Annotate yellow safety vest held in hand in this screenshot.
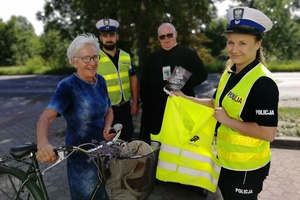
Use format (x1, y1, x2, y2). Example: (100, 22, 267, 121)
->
(215, 63, 275, 171)
(151, 97, 220, 192)
(98, 49, 131, 105)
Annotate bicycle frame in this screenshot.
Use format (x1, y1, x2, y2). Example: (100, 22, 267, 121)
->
(0, 143, 50, 200)
(0, 124, 161, 200)
(0, 123, 124, 200)
(4, 143, 105, 200)
(26, 151, 49, 200)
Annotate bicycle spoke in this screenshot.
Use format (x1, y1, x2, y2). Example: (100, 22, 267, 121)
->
(0, 173, 34, 200)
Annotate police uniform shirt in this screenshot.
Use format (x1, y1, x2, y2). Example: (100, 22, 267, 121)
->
(214, 59, 279, 127)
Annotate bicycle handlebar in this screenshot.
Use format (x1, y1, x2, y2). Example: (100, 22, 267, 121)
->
(42, 124, 123, 175)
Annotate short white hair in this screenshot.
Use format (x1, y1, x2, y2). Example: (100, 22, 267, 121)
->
(67, 33, 100, 64)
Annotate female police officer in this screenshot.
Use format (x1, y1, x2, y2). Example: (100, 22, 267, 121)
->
(171, 7, 279, 200)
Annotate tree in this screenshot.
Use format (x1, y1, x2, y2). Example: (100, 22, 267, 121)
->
(0, 16, 38, 66)
(39, 30, 70, 69)
(37, 0, 216, 69)
(203, 18, 228, 59)
(229, 0, 300, 60)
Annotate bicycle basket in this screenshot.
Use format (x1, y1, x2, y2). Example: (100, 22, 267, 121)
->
(105, 140, 161, 200)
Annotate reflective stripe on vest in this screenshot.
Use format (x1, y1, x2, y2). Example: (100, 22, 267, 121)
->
(215, 63, 274, 170)
(151, 97, 220, 192)
(97, 49, 131, 105)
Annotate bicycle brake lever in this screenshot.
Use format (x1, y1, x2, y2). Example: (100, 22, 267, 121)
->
(111, 130, 121, 143)
(42, 150, 66, 175)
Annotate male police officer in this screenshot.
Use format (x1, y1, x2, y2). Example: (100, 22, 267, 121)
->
(96, 19, 139, 141)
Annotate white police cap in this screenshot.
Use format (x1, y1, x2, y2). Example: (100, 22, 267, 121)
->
(95, 19, 119, 33)
(226, 7, 273, 34)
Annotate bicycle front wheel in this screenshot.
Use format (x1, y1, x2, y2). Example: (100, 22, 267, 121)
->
(0, 165, 43, 200)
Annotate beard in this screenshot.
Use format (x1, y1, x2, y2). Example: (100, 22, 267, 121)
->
(102, 42, 116, 51)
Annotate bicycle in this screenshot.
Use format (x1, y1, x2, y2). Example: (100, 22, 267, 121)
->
(0, 124, 161, 200)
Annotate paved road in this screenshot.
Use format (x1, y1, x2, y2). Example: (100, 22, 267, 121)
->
(194, 72, 300, 107)
(0, 73, 300, 199)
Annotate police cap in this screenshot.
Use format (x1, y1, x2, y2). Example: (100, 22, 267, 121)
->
(225, 7, 273, 35)
(95, 19, 119, 33)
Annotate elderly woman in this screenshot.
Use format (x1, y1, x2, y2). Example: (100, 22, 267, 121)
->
(36, 33, 114, 199)
(171, 7, 279, 200)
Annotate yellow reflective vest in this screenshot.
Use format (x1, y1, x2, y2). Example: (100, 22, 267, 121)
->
(215, 63, 274, 171)
(97, 49, 131, 105)
(151, 96, 220, 192)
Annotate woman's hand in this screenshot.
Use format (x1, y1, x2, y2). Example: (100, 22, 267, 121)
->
(170, 90, 186, 98)
(213, 107, 231, 125)
(36, 143, 57, 163)
(103, 126, 116, 141)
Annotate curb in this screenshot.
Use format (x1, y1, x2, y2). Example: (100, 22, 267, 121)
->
(271, 136, 300, 149)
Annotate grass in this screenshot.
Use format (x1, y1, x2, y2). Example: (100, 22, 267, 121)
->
(204, 60, 300, 73)
(1, 59, 300, 75)
(268, 60, 300, 72)
(277, 107, 300, 137)
(0, 65, 75, 75)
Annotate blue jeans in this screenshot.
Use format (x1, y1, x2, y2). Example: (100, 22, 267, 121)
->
(67, 155, 105, 200)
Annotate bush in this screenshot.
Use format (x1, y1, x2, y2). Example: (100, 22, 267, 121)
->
(204, 59, 226, 73)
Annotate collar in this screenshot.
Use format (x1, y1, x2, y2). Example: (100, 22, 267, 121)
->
(230, 59, 260, 77)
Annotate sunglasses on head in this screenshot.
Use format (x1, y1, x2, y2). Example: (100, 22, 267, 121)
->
(158, 33, 174, 40)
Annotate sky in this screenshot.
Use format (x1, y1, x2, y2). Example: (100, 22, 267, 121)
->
(0, 0, 233, 36)
(0, 0, 45, 35)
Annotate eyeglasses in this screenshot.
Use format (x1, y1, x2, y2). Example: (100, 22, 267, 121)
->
(158, 33, 174, 40)
(74, 55, 100, 63)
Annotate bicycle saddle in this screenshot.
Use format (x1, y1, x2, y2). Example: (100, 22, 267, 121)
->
(10, 143, 37, 159)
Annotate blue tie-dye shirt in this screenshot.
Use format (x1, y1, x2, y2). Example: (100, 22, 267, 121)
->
(46, 73, 111, 146)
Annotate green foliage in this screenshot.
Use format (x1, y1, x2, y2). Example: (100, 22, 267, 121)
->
(203, 59, 300, 73)
(233, 0, 300, 60)
(24, 56, 48, 74)
(37, 0, 216, 69)
(0, 16, 38, 66)
(267, 60, 300, 72)
(203, 18, 228, 58)
(205, 59, 227, 73)
(1, 0, 300, 73)
(39, 30, 71, 69)
(0, 59, 299, 75)
(278, 107, 300, 137)
(0, 61, 75, 75)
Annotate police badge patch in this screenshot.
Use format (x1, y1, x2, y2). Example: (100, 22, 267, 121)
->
(103, 19, 110, 27)
(233, 8, 244, 25)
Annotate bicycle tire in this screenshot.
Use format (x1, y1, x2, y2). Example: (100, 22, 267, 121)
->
(0, 165, 44, 200)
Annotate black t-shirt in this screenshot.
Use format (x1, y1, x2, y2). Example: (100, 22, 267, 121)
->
(140, 45, 207, 135)
(101, 48, 136, 76)
(214, 59, 279, 127)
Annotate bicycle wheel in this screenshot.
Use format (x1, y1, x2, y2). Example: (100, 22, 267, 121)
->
(0, 165, 44, 200)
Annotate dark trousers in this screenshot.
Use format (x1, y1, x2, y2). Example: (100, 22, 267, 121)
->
(218, 162, 270, 200)
(112, 101, 134, 141)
